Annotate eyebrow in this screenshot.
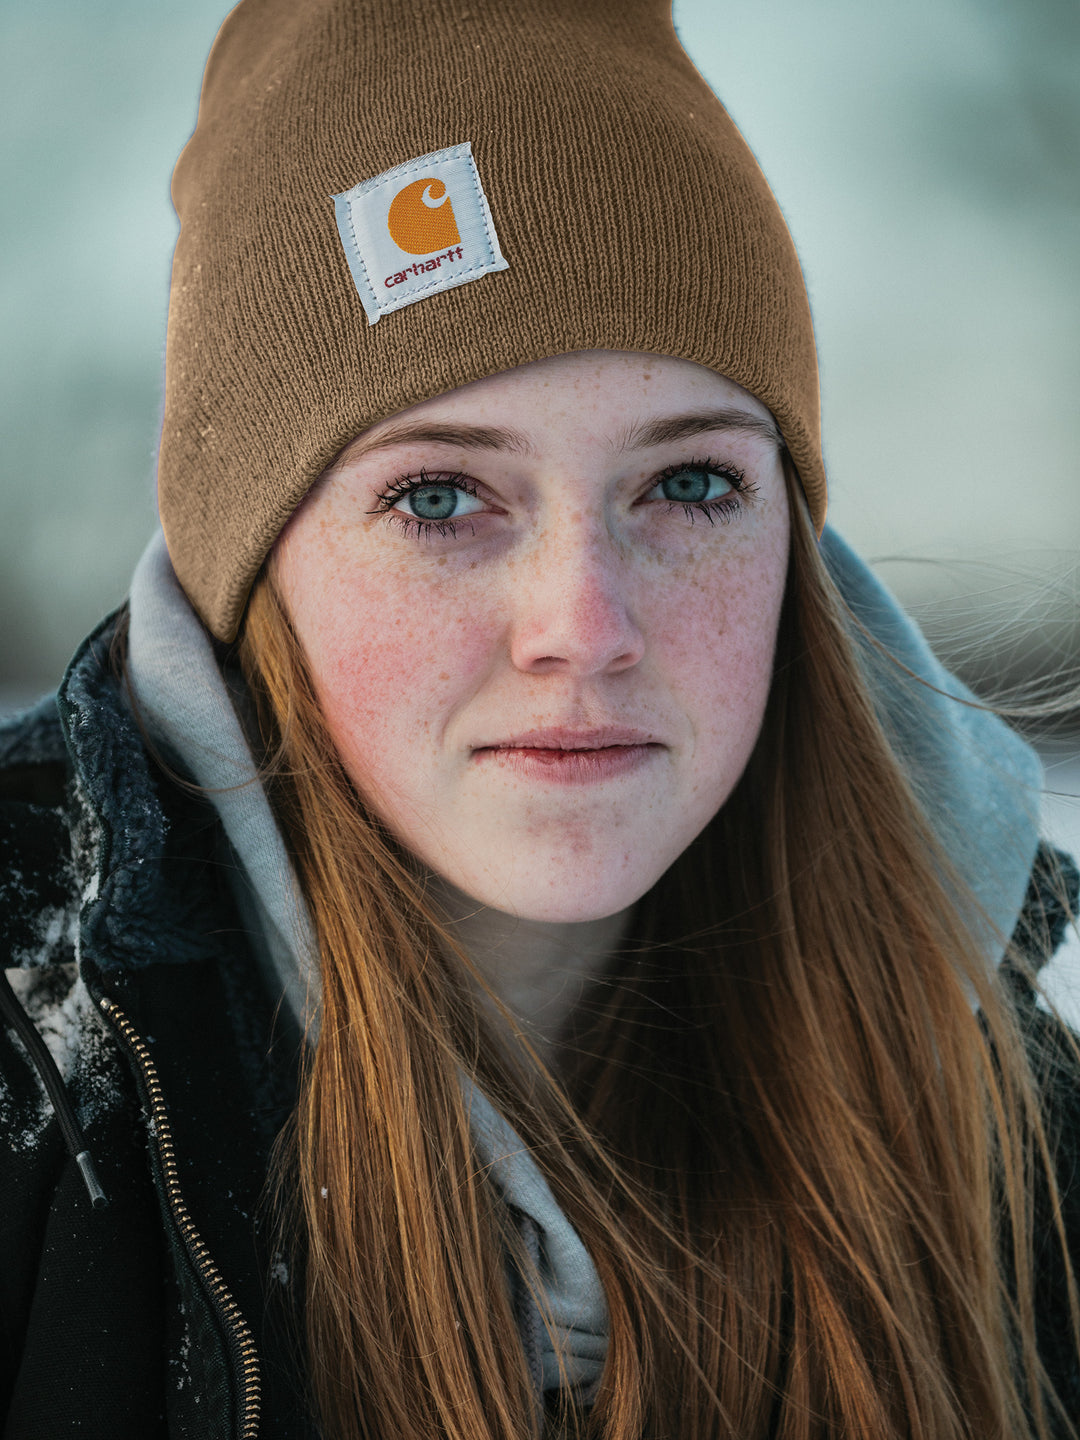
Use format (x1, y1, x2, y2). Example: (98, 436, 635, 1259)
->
(615, 408, 783, 452)
(334, 406, 782, 467)
(334, 422, 532, 466)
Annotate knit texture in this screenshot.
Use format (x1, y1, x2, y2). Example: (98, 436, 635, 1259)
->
(161, 0, 825, 640)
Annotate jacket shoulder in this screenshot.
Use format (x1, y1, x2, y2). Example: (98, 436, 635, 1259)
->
(0, 693, 69, 806)
(1008, 841, 1079, 981)
(0, 693, 80, 976)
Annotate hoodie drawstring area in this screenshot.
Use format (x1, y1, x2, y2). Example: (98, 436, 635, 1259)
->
(0, 967, 108, 1208)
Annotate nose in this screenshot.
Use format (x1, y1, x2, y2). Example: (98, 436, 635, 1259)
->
(508, 521, 646, 676)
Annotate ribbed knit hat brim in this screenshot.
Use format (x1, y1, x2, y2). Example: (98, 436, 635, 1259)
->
(160, 0, 824, 640)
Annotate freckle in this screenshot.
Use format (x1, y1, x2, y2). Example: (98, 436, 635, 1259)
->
(437, 555, 448, 566)
(438, 672, 449, 681)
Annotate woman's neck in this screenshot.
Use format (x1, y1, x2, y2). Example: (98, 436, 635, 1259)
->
(432, 885, 632, 1062)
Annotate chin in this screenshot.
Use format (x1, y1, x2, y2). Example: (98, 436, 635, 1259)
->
(451, 857, 665, 925)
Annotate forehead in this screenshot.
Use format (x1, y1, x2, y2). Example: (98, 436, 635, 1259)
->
(334, 350, 780, 468)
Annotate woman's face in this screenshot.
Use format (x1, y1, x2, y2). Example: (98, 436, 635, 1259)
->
(275, 351, 790, 923)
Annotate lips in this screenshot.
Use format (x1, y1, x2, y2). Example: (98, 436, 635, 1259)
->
(470, 726, 664, 785)
(473, 725, 662, 752)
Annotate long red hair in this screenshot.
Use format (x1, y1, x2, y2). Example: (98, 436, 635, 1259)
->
(238, 467, 1080, 1439)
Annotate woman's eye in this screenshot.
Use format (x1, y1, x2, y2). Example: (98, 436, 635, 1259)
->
(391, 482, 484, 522)
(648, 465, 735, 506)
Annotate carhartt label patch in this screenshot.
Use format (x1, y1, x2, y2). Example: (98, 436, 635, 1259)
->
(333, 142, 508, 324)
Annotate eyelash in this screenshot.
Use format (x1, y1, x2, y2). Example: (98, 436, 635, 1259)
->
(369, 468, 480, 540)
(370, 458, 756, 541)
(653, 457, 756, 526)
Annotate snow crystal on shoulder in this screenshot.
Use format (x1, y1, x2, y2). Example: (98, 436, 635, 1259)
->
(9, 897, 80, 969)
(2, 962, 124, 1149)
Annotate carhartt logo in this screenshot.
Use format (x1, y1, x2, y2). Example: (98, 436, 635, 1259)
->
(387, 178, 461, 254)
(333, 142, 508, 324)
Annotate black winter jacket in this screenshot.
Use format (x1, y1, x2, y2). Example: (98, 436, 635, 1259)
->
(1, 613, 1079, 1439)
(1, 617, 311, 1438)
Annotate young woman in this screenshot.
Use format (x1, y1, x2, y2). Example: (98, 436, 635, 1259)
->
(1, 1, 1077, 1438)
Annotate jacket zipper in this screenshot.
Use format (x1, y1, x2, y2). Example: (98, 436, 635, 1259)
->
(97, 994, 262, 1439)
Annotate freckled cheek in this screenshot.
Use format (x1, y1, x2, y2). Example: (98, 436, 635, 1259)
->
(649, 557, 785, 737)
(302, 578, 501, 769)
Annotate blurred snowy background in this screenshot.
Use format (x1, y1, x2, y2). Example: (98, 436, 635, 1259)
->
(1, 0, 1077, 999)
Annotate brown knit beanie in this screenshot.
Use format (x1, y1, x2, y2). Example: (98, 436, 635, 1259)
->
(160, 0, 825, 641)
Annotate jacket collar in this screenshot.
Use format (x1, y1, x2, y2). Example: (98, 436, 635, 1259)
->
(0, 614, 242, 976)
